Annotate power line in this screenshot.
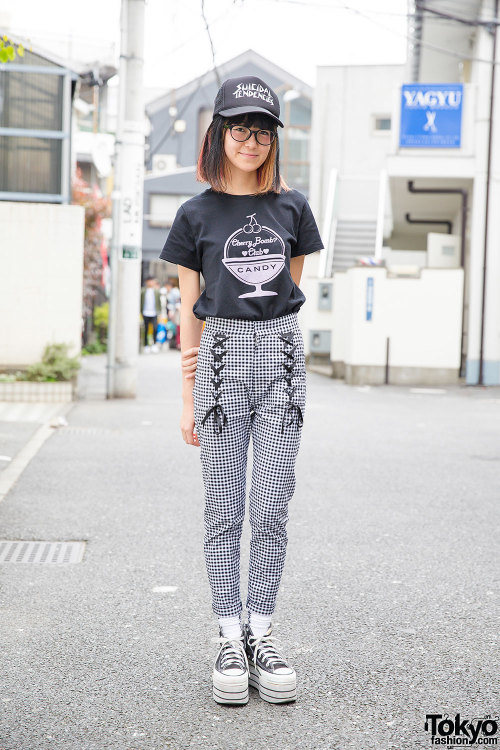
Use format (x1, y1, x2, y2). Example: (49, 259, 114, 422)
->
(155, 3, 236, 61)
(418, 3, 499, 28)
(149, 69, 211, 159)
(200, 0, 221, 87)
(261, 0, 411, 15)
(267, 0, 500, 67)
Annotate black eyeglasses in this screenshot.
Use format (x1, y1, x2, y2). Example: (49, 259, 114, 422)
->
(224, 124, 276, 146)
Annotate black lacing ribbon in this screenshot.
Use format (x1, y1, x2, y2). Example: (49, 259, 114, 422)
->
(201, 331, 229, 434)
(278, 331, 304, 433)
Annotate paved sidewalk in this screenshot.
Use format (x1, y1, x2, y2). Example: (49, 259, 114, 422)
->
(0, 403, 70, 476)
(0, 351, 498, 750)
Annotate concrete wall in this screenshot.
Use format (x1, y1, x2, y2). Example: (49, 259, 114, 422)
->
(0, 202, 85, 367)
(308, 266, 464, 385)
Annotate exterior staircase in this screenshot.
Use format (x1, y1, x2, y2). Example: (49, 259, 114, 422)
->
(332, 219, 378, 271)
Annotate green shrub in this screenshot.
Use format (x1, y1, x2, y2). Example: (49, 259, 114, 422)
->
(93, 302, 109, 344)
(24, 343, 81, 382)
(82, 339, 107, 355)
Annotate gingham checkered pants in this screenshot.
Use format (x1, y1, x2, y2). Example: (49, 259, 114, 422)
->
(193, 312, 306, 618)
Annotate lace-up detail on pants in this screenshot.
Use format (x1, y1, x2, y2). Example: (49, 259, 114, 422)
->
(201, 331, 230, 434)
(278, 331, 304, 433)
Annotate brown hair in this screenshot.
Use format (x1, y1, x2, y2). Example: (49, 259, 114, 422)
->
(197, 113, 289, 195)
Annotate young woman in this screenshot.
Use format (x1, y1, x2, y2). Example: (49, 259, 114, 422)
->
(160, 76, 323, 706)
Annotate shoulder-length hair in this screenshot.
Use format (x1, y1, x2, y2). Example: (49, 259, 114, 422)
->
(197, 112, 289, 195)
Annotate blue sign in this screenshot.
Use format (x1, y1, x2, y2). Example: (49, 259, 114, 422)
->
(399, 83, 463, 148)
(366, 277, 374, 321)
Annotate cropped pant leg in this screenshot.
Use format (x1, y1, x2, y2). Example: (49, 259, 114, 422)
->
(193, 324, 252, 618)
(193, 314, 306, 619)
(246, 320, 306, 616)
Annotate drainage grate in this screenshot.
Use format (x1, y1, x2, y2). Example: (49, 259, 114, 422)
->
(0, 540, 86, 564)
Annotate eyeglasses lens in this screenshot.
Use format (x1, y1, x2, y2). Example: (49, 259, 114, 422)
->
(230, 126, 274, 146)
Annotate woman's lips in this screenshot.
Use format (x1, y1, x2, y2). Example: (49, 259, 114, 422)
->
(239, 152, 258, 158)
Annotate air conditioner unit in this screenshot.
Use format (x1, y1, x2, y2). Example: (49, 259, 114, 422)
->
(152, 154, 177, 174)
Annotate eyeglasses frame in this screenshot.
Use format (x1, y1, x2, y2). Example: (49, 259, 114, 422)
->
(223, 124, 276, 146)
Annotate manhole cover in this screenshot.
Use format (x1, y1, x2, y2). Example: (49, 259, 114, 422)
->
(0, 540, 86, 564)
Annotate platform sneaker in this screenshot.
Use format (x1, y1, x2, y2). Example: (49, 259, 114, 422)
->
(211, 626, 249, 705)
(244, 622, 296, 704)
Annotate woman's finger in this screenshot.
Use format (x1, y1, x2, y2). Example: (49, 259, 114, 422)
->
(182, 428, 200, 446)
(181, 358, 198, 368)
(181, 346, 199, 359)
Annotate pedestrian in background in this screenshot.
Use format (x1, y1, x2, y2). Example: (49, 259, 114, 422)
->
(166, 280, 182, 349)
(140, 275, 161, 353)
(165, 279, 181, 312)
(160, 76, 323, 706)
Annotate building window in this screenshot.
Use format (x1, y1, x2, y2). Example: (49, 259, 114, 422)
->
(0, 136, 62, 194)
(148, 194, 191, 228)
(0, 70, 63, 131)
(0, 49, 69, 200)
(374, 116, 391, 132)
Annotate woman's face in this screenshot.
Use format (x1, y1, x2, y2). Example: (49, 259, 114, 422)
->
(223, 121, 271, 176)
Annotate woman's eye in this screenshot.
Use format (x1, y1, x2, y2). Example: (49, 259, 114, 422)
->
(234, 127, 246, 132)
(260, 131, 271, 137)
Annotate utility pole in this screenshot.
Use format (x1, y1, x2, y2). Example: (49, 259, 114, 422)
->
(107, 0, 146, 398)
(479, 0, 499, 385)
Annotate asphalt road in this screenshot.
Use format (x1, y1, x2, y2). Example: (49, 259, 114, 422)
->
(1, 351, 498, 750)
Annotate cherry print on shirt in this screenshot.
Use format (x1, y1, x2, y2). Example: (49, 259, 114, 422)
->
(222, 213, 286, 298)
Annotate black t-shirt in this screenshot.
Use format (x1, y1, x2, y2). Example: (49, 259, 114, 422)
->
(159, 188, 324, 321)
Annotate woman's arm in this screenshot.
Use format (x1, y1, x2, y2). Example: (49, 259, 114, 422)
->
(177, 266, 203, 445)
(290, 255, 305, 287)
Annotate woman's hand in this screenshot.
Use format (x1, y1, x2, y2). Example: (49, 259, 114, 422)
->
(180, 346, 200, 447)
(181, 401, 200, 447)
(181, 346, 199, 379)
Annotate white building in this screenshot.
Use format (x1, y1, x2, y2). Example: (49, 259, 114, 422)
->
(305, 0, 500, 386)
(0, 41, 84, 368)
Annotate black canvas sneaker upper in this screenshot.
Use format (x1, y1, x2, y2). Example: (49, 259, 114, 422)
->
(213, 628, 249, 676)
(244, 623, 294, 675)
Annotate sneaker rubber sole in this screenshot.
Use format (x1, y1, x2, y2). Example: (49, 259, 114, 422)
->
(212, 669, 249, 705)
(248, 663, 297, 704)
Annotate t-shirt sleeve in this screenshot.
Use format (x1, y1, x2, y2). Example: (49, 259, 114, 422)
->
(159, 206, 202, 272)
(291, 198, 324, 258)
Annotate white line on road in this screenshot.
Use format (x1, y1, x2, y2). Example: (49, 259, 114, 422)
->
(410, 388, 447, 395)
(0, 403, 74, 504)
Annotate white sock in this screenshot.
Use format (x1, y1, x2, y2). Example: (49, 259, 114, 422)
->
(249, 611, 272, 638)
(218, 614, 242, 640)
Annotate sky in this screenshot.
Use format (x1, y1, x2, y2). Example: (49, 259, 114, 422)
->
(0, 0, 409, 92)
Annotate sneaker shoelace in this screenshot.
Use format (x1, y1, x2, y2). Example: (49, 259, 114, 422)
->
(211, 634, 249, 672)
(248, 632, 288, 670)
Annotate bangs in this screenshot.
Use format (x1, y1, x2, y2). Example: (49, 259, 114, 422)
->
(225, 112, 277, 131)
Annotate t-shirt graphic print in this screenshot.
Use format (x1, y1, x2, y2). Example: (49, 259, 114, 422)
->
(159, 188, 324, 321)
(223, 212, 286, 299)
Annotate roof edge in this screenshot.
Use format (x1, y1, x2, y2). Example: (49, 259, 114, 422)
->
(146, 49, 313, 118)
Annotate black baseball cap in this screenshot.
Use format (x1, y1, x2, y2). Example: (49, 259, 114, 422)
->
(213, 75, 284, 128)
